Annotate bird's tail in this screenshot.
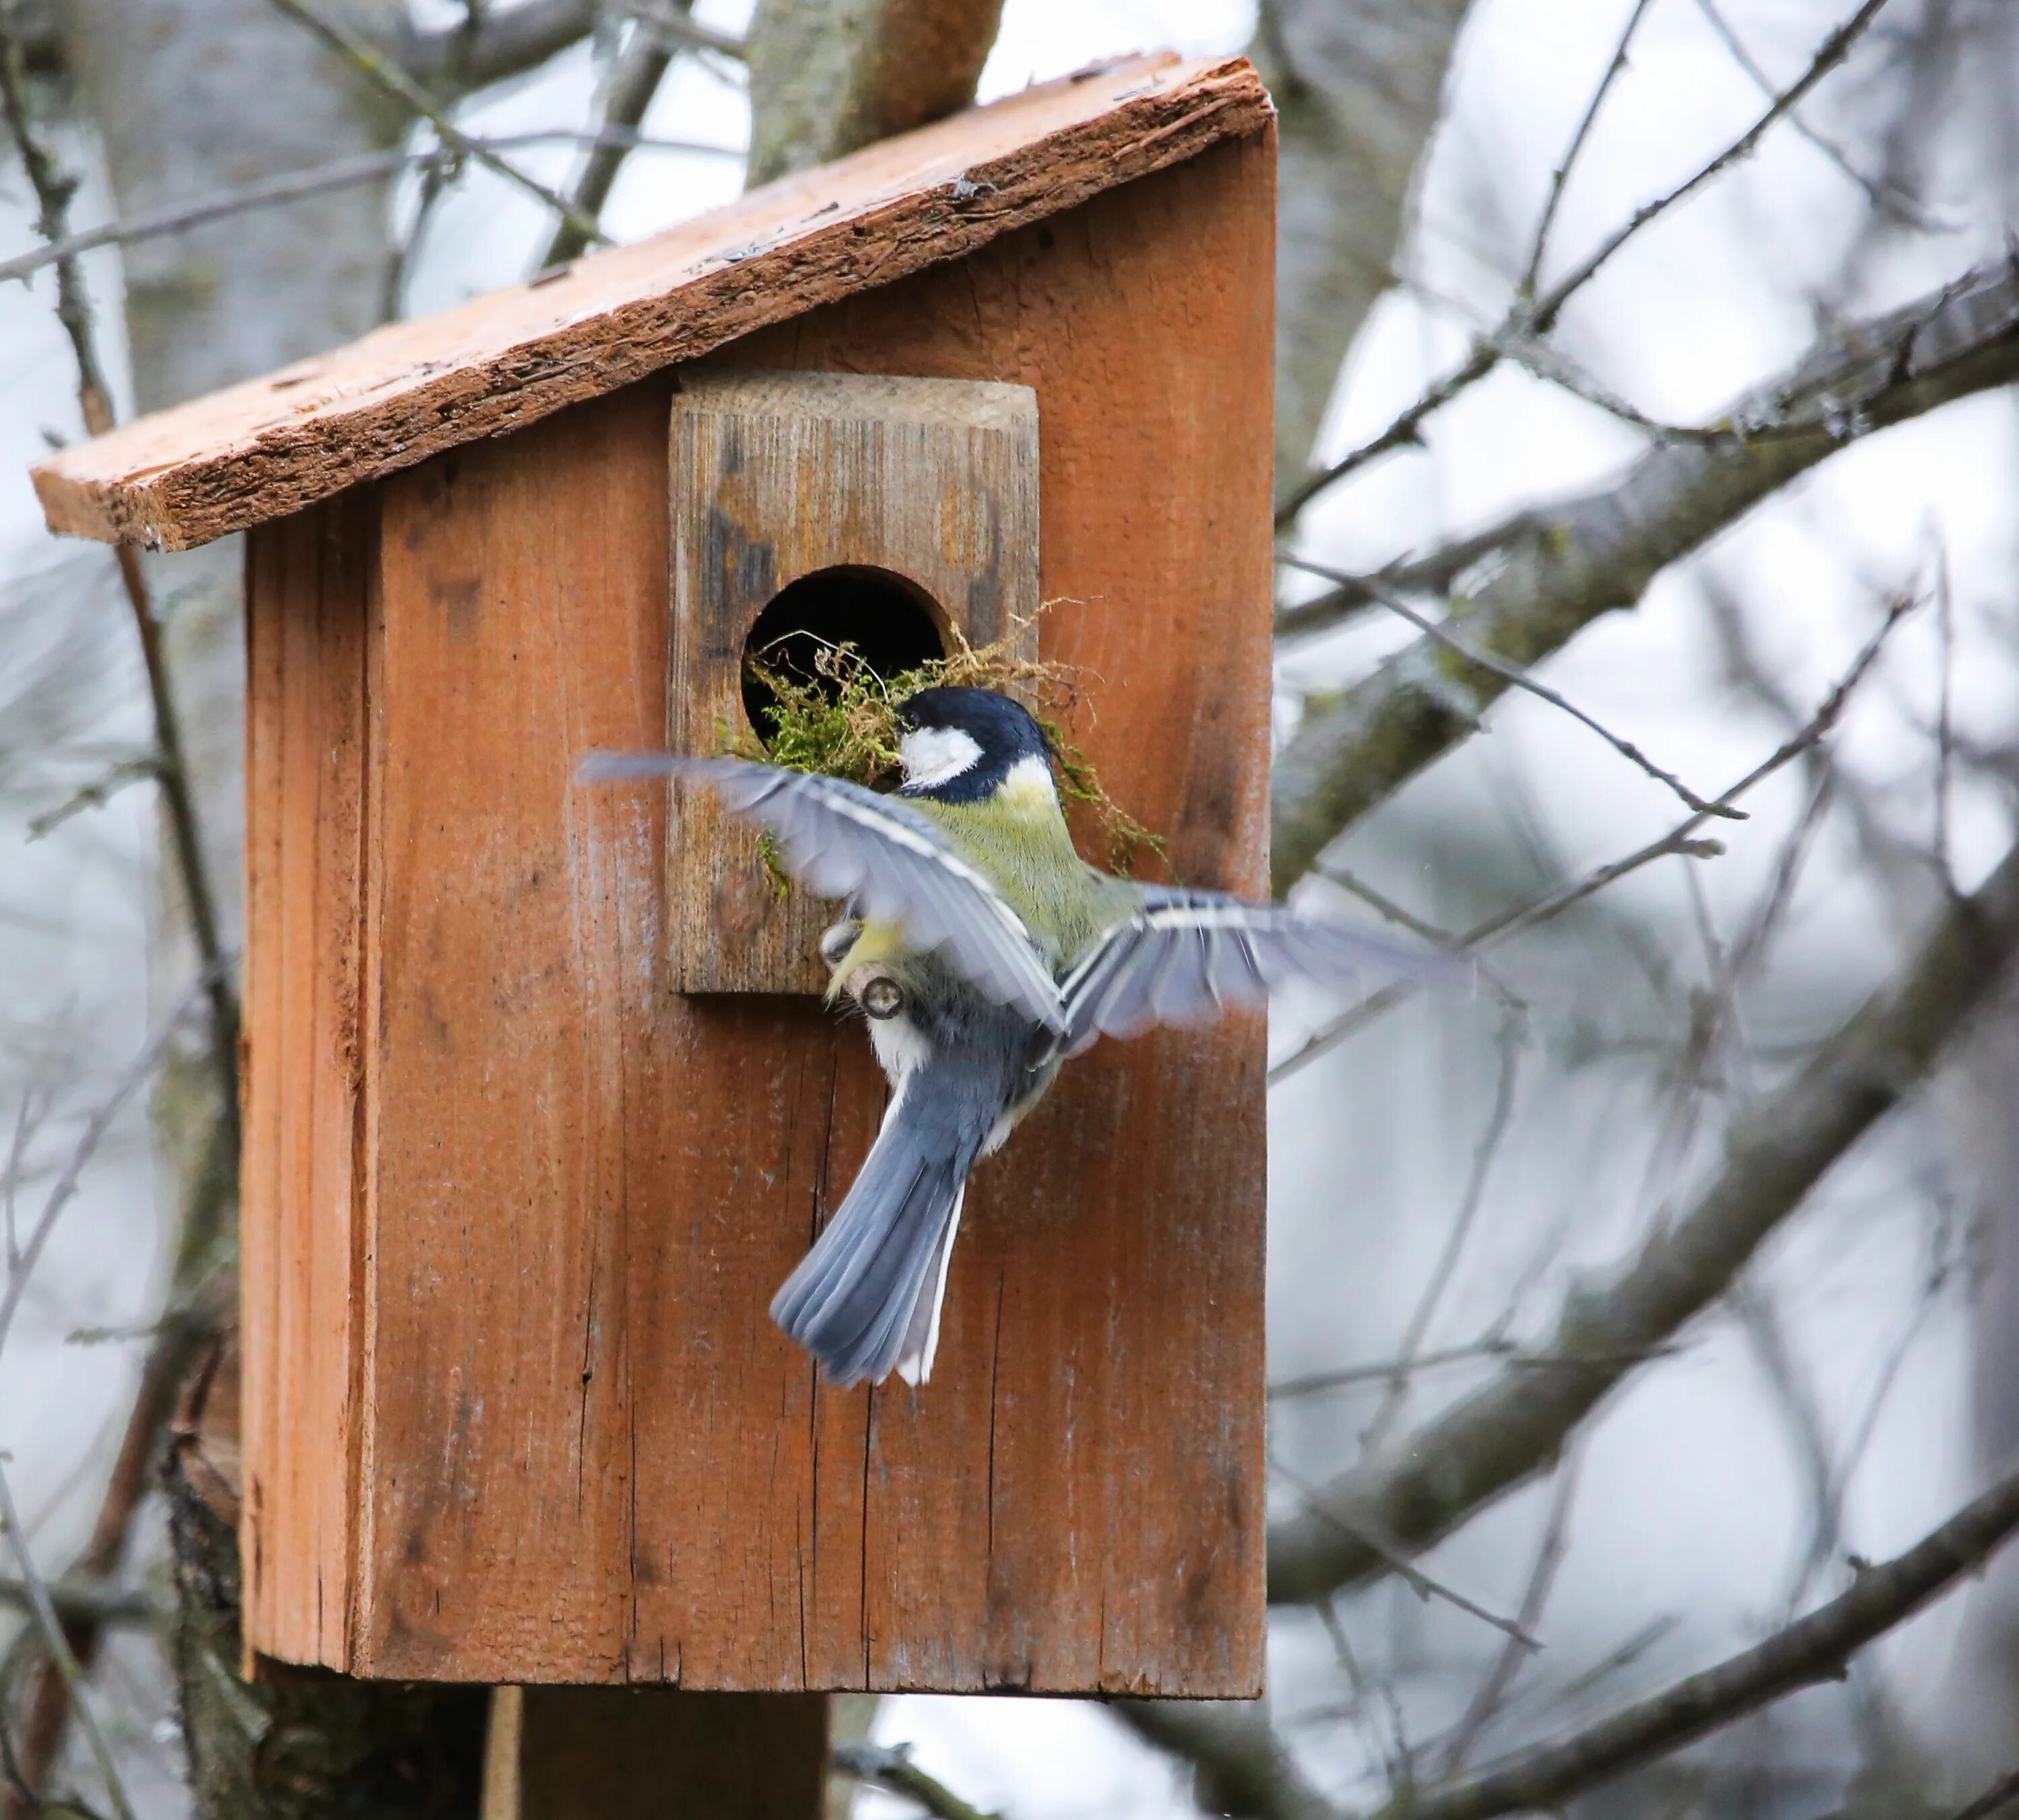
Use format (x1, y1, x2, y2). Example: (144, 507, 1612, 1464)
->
(770, 1077, 985, 1388)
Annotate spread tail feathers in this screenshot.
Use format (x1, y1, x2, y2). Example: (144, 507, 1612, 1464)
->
(770, 1078, 986, 1387)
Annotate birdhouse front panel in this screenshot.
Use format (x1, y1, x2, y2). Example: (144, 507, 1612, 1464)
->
(44, 56, 1278, 1697)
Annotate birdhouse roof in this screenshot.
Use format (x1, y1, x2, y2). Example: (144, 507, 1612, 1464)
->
(31, 52, 1271, 554)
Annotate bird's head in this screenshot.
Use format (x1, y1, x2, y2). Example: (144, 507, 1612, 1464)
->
(896, 686, 1054, 805)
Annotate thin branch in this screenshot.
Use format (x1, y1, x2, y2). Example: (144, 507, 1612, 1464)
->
(0, 19, 242, 1137)
(1439, 1447, 1585, 1777)
(1277, 0, 1895, 525)
(0, 1464, 133, 1820)
(830, 1743, 1000, 1820)
(264, 0, 611, 249)
(1520, 0, 1658, 298)
(1270, 256, 2019, 893)
(0, 986, 201, 1371)
(1285, 554, 1742, 822)
(0, 129, 740, 290)
(1268, 826, 2019, 1605)
(1368, 1459, 2019, 1820)
(0, 1578, 168, 1631)
(1362, 1006, 1528, 1447)
(1117, 1701, 1343, 1820)
(539, 17, 680, 269)
(1270, 592, 1912, 1085)
(1689, 0, 1936, 227)
(1271, 1458, 1543, 1653)
(1269, 1340, 1683, 1401)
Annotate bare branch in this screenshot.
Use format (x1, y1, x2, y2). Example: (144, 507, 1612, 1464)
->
(265, 0, 611, 249)
(1369, 1459, 2019, 1820)
(1285, 556, 1741, 822)
(0, 16, 242, 1134)
(1270, 593, 1913, 1084)
(1519, 0, 1657, 299)
(830, 1742, 999, 1820)
(1270, 257, 2019, 894)
(0, 129, 739, 289)
(0, 1463, 134, 1820)
(1116, 1701, 1343, 1820)
(393, 0, 599, 93)
(1277, 0, 1894, 524)
(538, 17, 680, 269)
(1268, 830, 2019, 1605)
(0, 1577, 168, 1631)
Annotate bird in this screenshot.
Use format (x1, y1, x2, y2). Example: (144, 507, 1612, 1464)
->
(581, 686, 1442, 1389)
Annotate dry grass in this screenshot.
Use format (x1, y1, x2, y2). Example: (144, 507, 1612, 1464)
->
(728, 615, 1168, 877)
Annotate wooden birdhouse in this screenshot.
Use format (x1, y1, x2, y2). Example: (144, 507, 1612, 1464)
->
(34, 54, 1277, 1698)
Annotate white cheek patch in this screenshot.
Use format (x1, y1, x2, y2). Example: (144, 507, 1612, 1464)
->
(900, 725, 984, 789)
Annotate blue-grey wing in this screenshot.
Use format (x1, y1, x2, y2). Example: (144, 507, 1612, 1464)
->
(578, 752, 1064, 1031)
(1057, 884, 1454, 1049)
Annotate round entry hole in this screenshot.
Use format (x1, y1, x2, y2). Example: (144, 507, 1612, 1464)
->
(740, 566, 946, 740)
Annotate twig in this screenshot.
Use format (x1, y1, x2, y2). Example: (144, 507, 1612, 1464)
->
(0, 1577, 168, 1631)
(1269, 825, 2019, 1605)
(1520, 0, 1658, 298)
(538, 11, 683, 269)
(264, 0, 611, 248)
(0, 1463, 134, 1820)
(0, 984, 201, 1370)
(1271, 1458, 1543, 1652)
(1363, 1005, 1528, 1447)
(1269, 252, 2019, 892)
(0, 18, 242, 1136)
(1689, 0, 1935, 225)
(621, 0, 744, 59)
(1439, 1446, 1584, 1776)
(830, 1742, 1000, 1820)
(1269, 1340, 1683, 1400)
(1946, 1767, 2019, 1820)
(1284, 554, 1742, 822)
(1269, 591, 1912, 1085)
(0, 130, 741, 289)
(1277, 0, 1895, 524)
(1366, 1459, 2019, 1820)
(1117, 1701, 1343, 1820)
(26, 757, 158, 842)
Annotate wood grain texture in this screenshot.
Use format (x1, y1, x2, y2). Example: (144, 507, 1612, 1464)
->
(481, 1687, 827, 1819)
(242, 129, 1275, 1695)
(32, 54, 1271, 554)
(240, 492, 375, 1667)
(668, 371, 1040, 994)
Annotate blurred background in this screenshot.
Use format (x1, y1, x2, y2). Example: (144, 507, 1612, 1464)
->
(3, 0, 2019, 1815)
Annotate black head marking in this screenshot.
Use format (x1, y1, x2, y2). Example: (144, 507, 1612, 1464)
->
(897, 686, 1053, 803)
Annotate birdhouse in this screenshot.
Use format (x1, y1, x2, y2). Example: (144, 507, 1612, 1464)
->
(34, 54, 1277, 1696)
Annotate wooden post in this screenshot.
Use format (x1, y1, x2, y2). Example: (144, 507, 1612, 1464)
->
(481, 1688, 828, 1819)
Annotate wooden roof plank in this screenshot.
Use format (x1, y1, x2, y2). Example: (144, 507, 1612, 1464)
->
(32, 53, 1271, 552)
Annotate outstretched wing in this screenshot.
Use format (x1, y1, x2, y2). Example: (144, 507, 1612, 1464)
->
(579, 752, 1064, 1031)
(1057, 885, 1453, 1050)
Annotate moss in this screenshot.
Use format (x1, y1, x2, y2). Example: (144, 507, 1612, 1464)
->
(728, 615, 1170, 881)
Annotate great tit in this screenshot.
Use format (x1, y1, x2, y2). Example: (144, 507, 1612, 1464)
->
(583, 686, 1436, 1388)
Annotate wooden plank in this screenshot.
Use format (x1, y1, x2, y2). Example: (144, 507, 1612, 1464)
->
(30, 55, 1270, 554)
(481, 1688, 827, 1819)
(668, 372, 1040, 995)
(239, 493, 374, 1667)
(259, 129, 1272, 1694)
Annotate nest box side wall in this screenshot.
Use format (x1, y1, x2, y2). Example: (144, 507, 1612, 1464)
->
(240, 126, 1275, 1695)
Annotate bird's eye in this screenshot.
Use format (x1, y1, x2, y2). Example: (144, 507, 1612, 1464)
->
(859, 977, 905, 1020)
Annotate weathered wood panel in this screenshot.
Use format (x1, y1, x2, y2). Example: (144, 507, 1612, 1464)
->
(240, 493, 374, 1665)
(668, 371, 1040, 995)
(246, 127, 1273, 1695)
(32, 56, 1271, 553)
